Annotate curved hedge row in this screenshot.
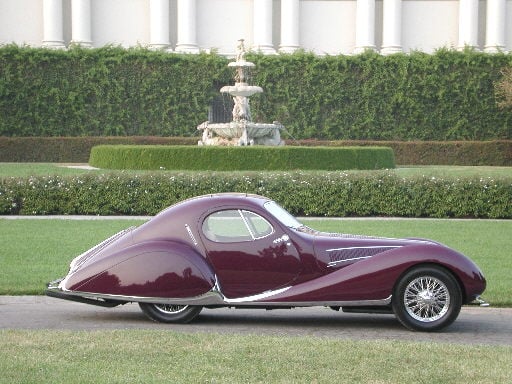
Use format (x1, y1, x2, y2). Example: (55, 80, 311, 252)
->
(88, 145, 396, 171)
(1, 172, 510, 218)
(1, 45, 511, 140)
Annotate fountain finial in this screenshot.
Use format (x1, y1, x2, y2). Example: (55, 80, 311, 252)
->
(236, 38, 246, 62)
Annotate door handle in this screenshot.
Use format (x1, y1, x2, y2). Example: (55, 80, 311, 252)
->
(273, 234, 290, 245)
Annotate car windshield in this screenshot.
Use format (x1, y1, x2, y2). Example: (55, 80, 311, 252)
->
(264, 201, 303, 229)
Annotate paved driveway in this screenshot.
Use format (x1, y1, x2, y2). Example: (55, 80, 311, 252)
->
(1, 296, 510, 346)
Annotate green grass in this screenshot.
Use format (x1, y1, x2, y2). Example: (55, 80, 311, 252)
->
(0, 218, 509, 306)
(1, 330, 511, 384)
(1, 163, 512, 179)
(0, 219, 145, 295)
(0, 163, 96, 177)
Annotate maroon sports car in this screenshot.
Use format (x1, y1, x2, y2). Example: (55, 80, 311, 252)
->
(47, 193, 487, 331)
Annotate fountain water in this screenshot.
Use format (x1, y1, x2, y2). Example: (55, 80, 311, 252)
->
(197, 39, 284, 146)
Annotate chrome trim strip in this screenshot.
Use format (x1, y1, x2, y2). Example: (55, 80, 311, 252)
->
(185, 224, 198, 245)
(47, 283, 392, 308)
(327, 256, 372, 267)
(252, 296, 392, 307)
(326, 245, 400, 252)
(224, 286, 291, 304)
(239, 209, 256, 240)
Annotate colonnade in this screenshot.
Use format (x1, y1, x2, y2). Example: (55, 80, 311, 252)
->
(41, 0, 508, 54)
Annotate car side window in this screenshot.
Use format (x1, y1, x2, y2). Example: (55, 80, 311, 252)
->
(202, 210, 274, 243)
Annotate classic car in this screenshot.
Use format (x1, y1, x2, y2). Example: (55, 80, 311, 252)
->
(47, 193, 487, 331)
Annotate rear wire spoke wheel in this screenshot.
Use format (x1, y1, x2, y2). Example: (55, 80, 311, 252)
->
(392, 266, 462, 332)
(138, 303, 202, 323)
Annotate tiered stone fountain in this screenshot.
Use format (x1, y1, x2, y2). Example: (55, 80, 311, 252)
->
(197, 39, 284, 146)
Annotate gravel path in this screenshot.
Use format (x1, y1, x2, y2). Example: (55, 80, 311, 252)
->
(1, 296, 510, 345)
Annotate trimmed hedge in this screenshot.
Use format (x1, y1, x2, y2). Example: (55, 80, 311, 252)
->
(1, 137, 511, 165)
(88, 145, 395, 171)
(1, 46, 511, 140)
(298, 140, 512, 166)
(1, 172, 510, 218)
(0, 136, 195, 163)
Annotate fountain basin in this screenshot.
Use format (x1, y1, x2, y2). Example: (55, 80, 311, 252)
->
(228, 60, 255, 68)
(220, 84, 263, 97)
(197, 121, 284, 146)
(207, 122, 281, 139)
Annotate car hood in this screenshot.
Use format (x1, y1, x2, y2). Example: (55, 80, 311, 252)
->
(312, 231, 436, 269)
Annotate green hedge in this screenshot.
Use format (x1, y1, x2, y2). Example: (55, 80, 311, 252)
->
(88, 145, 395, 171)
(0, 136, 195, 162)
(1, 172, 510, 218)
(299, 140, 512, 166)
(1, 137, 510, 165)
(1, 45, 511, 140)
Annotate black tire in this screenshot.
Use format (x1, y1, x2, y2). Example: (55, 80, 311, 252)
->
(138, 303, 202, 324)
(392, 266, 462, 332)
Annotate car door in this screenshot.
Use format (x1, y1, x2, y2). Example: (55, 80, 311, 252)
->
(200, 208, 302, 299)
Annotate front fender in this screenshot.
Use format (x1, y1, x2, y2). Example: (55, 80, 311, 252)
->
(260, 243, 485, 304)
(63, 241, 216, 299)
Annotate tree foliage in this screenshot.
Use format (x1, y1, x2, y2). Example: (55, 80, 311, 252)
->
(495, 66, 512, 111)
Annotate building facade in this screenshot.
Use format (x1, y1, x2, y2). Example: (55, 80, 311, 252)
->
(0, 0, 511, 55)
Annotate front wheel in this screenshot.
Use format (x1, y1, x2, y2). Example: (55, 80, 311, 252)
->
(138, 303, 202, 324)
(392, 266, 462, 332)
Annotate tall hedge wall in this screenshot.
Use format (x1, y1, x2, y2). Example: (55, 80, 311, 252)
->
(0, 45, 511, 140)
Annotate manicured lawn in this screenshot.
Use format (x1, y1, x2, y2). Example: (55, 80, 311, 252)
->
(0, 219, 145, 295)
(0, 163, 94, 177)
(0, 218, 509, 306)
(1, 330, 511, 384)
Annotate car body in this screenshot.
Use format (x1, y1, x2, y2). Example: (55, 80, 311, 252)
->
(47, 193, 487, 331)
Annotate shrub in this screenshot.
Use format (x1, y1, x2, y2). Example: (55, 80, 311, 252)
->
(88, 145, 395, 171)
(0, 136, 196, 162)
(1, 172, 510, 218)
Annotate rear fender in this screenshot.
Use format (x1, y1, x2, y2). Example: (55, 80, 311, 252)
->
(63, 241, 216, 299)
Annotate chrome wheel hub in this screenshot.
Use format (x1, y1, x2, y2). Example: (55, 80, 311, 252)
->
(404, 276, 450, 322)
(154, 304, 189, 314)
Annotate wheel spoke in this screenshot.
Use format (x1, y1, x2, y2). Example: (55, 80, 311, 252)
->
(154, 304, 189, 315)
(403, 275, 451, 322)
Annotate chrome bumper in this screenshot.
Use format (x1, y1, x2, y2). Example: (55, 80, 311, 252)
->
(469, 295, 490, 307)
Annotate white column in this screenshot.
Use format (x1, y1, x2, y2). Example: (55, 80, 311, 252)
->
(279, 0, 300, 53)
(253, 0, 275, 54)
(42, 0, 65, 48)
(458, 0, 479, 50)
(381, 0, 402, 55)
(354, 0, 376, 53)
(150, 0, 171, 50)
(176, 0, 199, 53)
(71, 0, 92, 47)
(484, 0, 506, 52)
